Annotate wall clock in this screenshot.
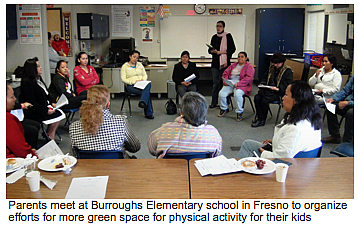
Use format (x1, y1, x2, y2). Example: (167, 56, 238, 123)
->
(194, 4, 206, 14)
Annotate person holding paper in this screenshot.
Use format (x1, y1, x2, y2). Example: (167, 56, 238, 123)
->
(252, 52, 293, 127)
(121, 50, 154, 119)
(172, 50, 200, 98)
(49, 60, 86, 110)
(6, 84, 38, 158)
(208, 20, 236, 109)
(73, 52, 100, 96)
(322, 76, 354, 144)
(20, 57, 65, 140)
(148, 92, 222, 158)
(308, 54, 342, 105)
(218, 52, 255, 122)
(238, 81, 322, 158)
(70, 85, 141, 157)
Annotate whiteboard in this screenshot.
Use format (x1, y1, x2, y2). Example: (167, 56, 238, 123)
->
(327, 14, 347, 45)
(160, 15, 246, 58)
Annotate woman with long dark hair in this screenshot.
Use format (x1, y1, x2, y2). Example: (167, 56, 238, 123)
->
(73, 52, 99, 96)
(238, 80, 322, 158)
(20, 57, 65, 140)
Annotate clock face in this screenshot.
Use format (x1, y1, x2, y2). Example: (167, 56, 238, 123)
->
(194, 4, 206, 14)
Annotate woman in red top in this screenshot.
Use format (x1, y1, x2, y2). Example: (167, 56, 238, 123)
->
(73, 52, 99, 96)
(51, 31, 69, 56)
(6, 84, 37, 158)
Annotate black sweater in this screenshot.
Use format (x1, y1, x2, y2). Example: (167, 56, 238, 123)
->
(208, 33, 236, 69)
(172, 61, 200, 86)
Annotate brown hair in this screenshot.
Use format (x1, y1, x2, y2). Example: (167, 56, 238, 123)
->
(79, 85, 110, 135)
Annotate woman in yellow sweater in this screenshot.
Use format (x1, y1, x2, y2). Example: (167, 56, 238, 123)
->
(121, 50, 154, 119)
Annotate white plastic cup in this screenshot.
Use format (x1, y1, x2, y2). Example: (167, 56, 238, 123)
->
(275, 163, 289, 182)
(11, 74, 16, 81)
(26, 171, 40, 192)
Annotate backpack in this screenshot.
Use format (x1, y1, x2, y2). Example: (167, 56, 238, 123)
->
(165, 99, 177, 115)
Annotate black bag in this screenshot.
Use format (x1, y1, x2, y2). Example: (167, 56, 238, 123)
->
(165, 99, 177, 115)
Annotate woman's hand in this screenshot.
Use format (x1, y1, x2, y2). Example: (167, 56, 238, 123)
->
(315, 69, 322, 78)
(210, 49, 218, 54)
(51, 103, 57, 108)
(48, 109, 55, 115)
(262, 139, 272, 145)
(316, 89, 323, 95)
(326, 98, 334, 104)
(22, 102, 33, 109)
(181, 81, 191, 87)
(270, 86, 279, 91)
(338, 101, 349, 109)
(259, 148, 265, 153)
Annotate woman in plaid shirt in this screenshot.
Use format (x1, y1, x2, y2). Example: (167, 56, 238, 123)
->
(69, 85, 140, 157)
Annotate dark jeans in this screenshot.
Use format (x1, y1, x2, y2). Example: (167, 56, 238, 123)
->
(126, 82, 153, 116)
(177, 84, 197, 98)
(61, 94, 87, 110)
(211, 67, 226, 106)
(327, 105, 354, 143)
(254, 90, 280, 122)
(21, 119, 40, 149)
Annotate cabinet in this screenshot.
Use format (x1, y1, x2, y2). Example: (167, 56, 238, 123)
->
(77, 13, 109, 40)
(6, 4, 18, 40)
(254, 8, 305, 81)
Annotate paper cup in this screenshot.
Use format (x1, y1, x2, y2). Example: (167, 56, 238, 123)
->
(11, 74, 16, 81)
(26, 171, 40, 192)
(275, 163, 289, 182)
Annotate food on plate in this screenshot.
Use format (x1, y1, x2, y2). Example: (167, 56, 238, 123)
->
(7, 159, 17, 166)
(242, 160, 257, 170)
(255, 159, 266, 170)
(63, 157, 71, 165)
(54, 163, 64, 169)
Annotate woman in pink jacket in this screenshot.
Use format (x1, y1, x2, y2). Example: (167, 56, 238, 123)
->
(73, 52, 99, 96)
(218, 51, 255, 121)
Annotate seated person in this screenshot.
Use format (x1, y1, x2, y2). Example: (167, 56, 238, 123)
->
(322, 75, 354, 144)
(73, 52, 100, 96)
(238, 80, 322, 158)
(51, 31, 69, 56)
(252, 52, 293, 127)
(69, 85, 140, 157)
(6, 84, 37, 158)
(121, 50, 154, 119)
(48, 32, 67, 74)
(308, 54, 342, 104)
(20, 57, 65, 140)
(172, 50, 200, 98)
(218, 51, 255, 122)
(148, 92, 222, 158)
(49, 60, 86, 110)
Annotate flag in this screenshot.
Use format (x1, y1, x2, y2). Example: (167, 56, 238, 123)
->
(156, 4, 164, 18)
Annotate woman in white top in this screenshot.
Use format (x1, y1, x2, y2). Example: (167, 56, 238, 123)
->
(238, 80, 322, 158)
(308, 54, 342, 104)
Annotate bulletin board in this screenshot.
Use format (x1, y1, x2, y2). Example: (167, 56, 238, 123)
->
(160, 15, 246, 58)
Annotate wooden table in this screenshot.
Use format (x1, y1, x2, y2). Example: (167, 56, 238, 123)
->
(6, 159, 190, 199)
(189, 158, 354, 199)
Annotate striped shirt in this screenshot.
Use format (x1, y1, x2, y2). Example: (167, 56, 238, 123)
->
(147, 116, 222, 158)
(69, 109, 141, 153)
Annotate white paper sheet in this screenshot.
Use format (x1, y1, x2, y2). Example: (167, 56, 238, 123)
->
(134, 80, 151, 90)
(222, 78, 235, 88)
(54, 94, 69, 110)
(323, 96, 336, 114)
(184, 74, 196, 83)
(36, 140, 64, 159)
(65, 176, 109, 199)
(10, 109, 24, 121)
(194, 155, 243, 176)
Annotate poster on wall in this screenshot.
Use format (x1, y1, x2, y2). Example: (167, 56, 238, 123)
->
(140, 7, 155, 27)
(142, 27, 153, 43)
(18, 4, 42, 44)
(112, 5, 133, 37)
(63, 12, 72, 57)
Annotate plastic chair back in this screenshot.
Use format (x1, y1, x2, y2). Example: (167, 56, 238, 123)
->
(294, 146, 322, 158)
(76, 149, 124, 159)
(163, 152, 212, 161)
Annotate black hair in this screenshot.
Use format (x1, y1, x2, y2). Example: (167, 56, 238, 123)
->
(55, 60, 68, 74)
(323, 54, 337, 69)
(180, 50, 190, 58)
(129, 50, 140, 56)
(270, 52, 286, 64)
(48, 32, 52, 40)
(75, 51, 88, 66)
(217, 20, 225, 28)
(22, 57, 39, 82)
(283, 80, 322, 130)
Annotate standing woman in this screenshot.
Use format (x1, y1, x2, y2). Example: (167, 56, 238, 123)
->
(73, 52, 100, 96)
(49, 60, 87, 110)
(20, 57, 65, 140)
(172, 50, 200, 98)
(208, 20, 236, 108)
(121, 50, 154, 119)
(308, 54, 342, 104)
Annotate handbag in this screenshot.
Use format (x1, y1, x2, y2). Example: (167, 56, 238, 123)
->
(165, 99, 177, 115)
